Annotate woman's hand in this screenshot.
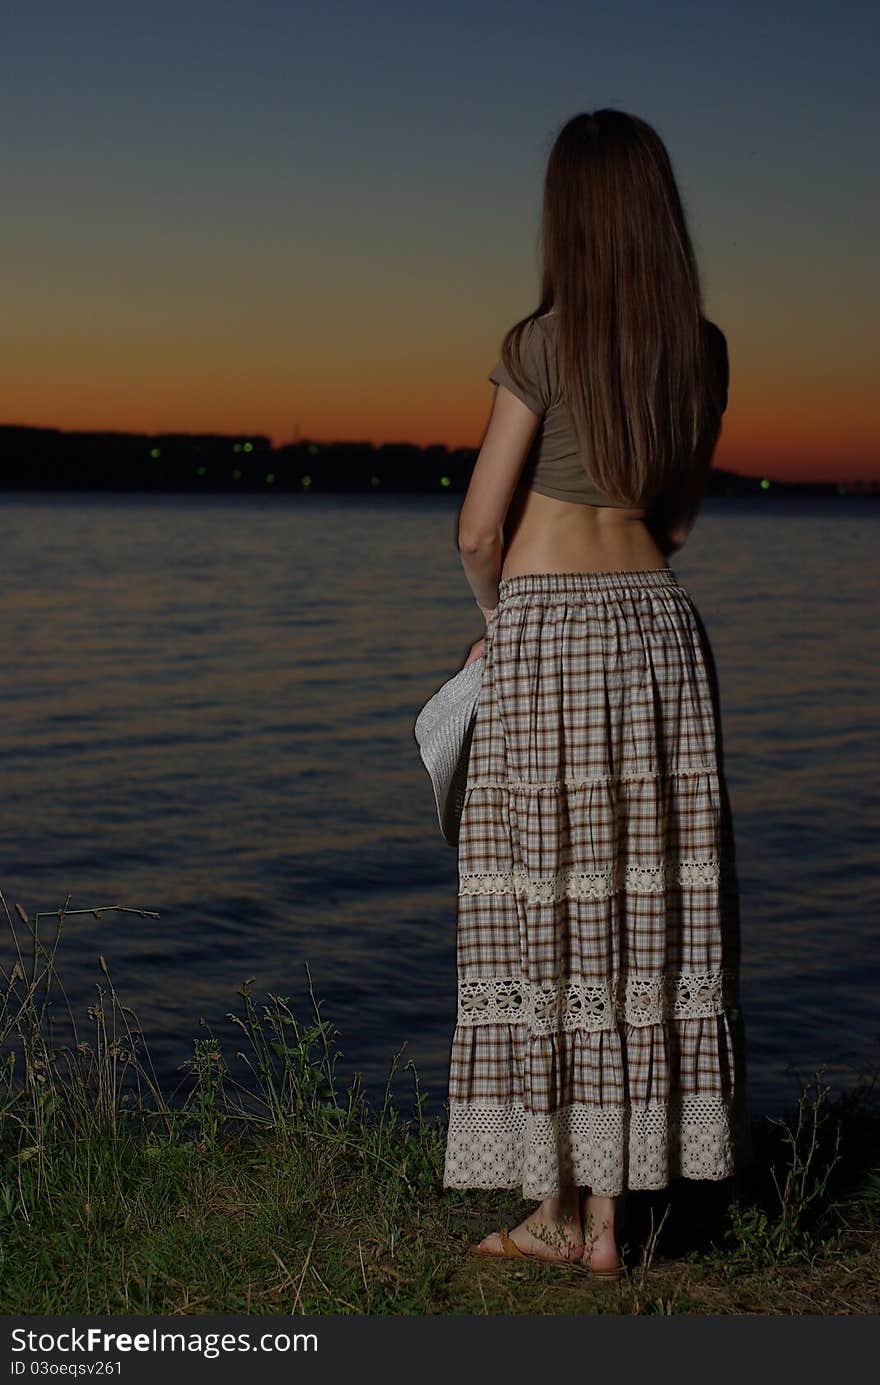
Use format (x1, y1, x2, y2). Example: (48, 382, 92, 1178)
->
(463, 635, 486, 667)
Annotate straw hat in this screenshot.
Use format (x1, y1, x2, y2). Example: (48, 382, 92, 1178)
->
(414, 654, 485, 846)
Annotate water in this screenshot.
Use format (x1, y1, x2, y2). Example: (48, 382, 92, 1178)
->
(1, 491, 878, 1119)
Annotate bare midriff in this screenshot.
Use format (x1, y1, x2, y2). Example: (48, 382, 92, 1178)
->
(500, 482, 669, 580)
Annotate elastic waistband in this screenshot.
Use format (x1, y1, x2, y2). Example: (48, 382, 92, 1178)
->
(497, 567, 682, 600)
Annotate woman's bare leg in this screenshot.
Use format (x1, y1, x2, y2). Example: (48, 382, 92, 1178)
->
(581, 1190, 624, 1271)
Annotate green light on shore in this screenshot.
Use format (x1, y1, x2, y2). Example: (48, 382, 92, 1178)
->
(265, 472, 275, 485)
(232, 468, 242, 480)
(196, 466, 207, 477)
(150, 447, 161, 459)
(440, 475, 451, 487)
(233, 443, 242, 453)
(243, 442, 253, 453)
(301, 475, 312, 488)
(760, 478, 770, 489)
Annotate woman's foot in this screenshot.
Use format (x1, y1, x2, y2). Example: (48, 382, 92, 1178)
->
(475, 1191, 584, 1262)
(581, 1191, 623, 1273)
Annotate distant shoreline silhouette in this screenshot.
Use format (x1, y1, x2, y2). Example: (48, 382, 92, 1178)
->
(0, 424, 875, 497)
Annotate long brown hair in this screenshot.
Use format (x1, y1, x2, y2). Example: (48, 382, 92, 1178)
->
(498, 109, 727, 507)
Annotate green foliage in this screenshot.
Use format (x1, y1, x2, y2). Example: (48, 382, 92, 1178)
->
(723, 1076, 864, 1266)
(1, 888, 878, 1314)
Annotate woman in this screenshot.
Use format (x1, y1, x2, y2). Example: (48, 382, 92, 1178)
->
(444, 109, 750, 1273)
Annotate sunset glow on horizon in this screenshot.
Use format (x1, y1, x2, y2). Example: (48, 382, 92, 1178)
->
(2, 2, 876, 486)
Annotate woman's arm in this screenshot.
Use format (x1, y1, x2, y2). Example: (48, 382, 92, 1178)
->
(458, 383, 542, 620)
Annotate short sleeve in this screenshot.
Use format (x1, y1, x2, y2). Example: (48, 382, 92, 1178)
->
(488, 318, 553, 416)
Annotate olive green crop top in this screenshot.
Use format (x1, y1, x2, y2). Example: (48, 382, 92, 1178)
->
(488, 311, 729, 507)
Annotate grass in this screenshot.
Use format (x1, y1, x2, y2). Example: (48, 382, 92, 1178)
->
(1, 888, 878, 1315)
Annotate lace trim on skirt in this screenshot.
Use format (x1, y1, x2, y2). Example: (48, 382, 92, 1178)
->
(457, 971, 733, 1032)
(442, 1096, 738, 1198)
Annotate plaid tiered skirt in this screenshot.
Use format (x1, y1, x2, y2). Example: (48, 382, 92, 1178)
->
(443, 568, 750, 1199)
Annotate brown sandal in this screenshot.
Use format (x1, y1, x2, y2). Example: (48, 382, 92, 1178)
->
(468, 1225, 583, 1267)
(469, 1226, 625, 1277)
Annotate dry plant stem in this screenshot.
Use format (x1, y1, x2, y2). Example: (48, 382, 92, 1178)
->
(526, 1187, 582, 1254)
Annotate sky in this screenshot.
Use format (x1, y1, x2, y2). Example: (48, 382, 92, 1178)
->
(1, 0, 877, 483)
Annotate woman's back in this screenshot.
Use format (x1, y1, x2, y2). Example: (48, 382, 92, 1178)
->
(500, 484, 667, 578)
(490, 312, 729, 578)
